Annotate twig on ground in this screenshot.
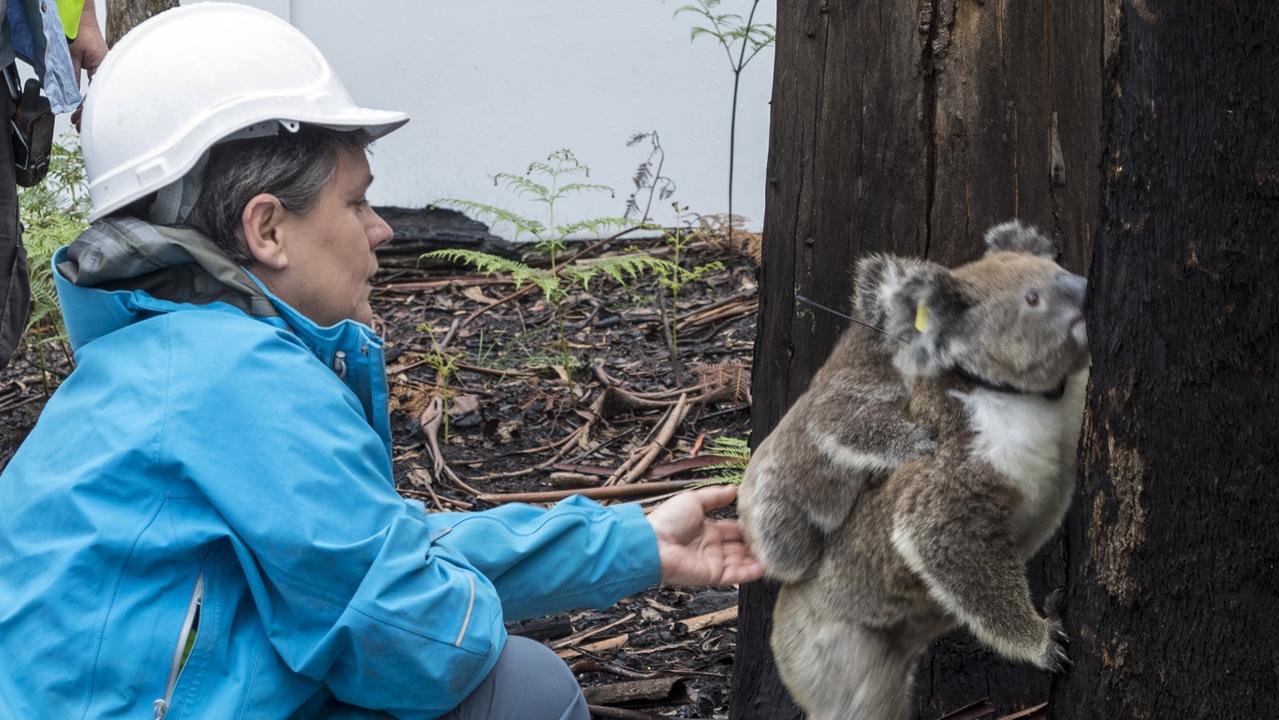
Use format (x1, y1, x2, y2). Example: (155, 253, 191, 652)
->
(550, 613, 637, 651)
(419, 397, 485, 497)
(674, 605, 738, 634)
(606, 394, 689, 485)
(676, 296, 758, 332)
(477, 479, 697, 506)
(568, 659, 662, 680)
(557, 632, 630, 660)
(378, 275, 515, 293)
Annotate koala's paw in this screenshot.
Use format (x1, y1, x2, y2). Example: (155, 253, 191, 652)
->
(1039, 588, 1072, 673)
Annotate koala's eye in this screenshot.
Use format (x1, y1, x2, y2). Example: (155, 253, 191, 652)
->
(1025, 291, 1041, 307)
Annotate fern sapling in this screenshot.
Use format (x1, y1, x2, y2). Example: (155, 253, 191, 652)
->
(423, 149, 672, 367)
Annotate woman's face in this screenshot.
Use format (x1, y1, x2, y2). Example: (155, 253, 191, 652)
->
(257, 147, 393, 327)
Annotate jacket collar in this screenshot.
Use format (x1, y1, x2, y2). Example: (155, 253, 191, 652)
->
(54, 217, 391, 449)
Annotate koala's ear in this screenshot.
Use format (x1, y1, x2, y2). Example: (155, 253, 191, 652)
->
(983, 220, 1059, 259)
(854, 252, 966, 340)
(854, 253, 926, 331)
(893, 265, 970, 376)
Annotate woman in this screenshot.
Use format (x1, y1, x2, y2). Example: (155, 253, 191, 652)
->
(0, 5, 762, 718)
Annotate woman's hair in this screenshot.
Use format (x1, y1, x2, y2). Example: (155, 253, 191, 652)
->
(187, 125, 371, 262)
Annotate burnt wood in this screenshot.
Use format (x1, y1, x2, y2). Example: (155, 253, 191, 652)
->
(1051, 2, 1279, 717)
(734, 1, 1101, 717)
(375, 206, 517, 268)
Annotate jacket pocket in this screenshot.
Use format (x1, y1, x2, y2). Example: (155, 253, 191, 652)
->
(152, 573, 203, 720)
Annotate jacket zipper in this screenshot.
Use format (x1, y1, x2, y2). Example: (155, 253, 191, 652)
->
(454, 573, 476, 647)
(153, 573, 203, 720)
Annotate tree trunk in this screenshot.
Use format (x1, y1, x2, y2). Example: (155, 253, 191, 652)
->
(1051, 2, 1279, 717)
(733, 1, 1101, 718)
(105, 0, 178, 47)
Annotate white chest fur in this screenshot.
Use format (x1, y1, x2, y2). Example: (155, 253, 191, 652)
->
(951, 369, 1087, 553)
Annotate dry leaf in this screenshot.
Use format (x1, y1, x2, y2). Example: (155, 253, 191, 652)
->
(405, 466, 434, 489)
(461, 286, 498, 306)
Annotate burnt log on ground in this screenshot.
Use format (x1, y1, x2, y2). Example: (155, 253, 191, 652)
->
(375, 206, 517, 269)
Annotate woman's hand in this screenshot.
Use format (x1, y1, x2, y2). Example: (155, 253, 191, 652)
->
(646, 485, 764, 587)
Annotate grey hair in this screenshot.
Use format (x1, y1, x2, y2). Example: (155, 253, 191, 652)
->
(187, 125, 372, 262)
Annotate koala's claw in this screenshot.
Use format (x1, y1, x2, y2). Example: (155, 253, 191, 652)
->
(1044, 587, 1067, 618)
(1044, 644, 1073, 673)
(1041, 616, 1072, 673)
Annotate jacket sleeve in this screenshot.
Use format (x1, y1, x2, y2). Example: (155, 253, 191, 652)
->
(426, 496, 662, 622)
(162, 315, 502, 719)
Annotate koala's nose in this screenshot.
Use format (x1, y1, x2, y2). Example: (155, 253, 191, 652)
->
(1058, 272, 1087, 306)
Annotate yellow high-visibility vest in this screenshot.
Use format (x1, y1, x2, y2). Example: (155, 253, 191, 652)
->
(57, 0, 86, 40)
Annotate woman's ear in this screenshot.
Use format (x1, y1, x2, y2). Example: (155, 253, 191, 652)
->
(241, 193, 289, 270)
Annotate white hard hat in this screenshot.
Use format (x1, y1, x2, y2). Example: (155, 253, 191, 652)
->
(82, 2, 409, 222)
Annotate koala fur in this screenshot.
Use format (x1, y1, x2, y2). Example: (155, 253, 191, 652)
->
(738, 221, 1090, 720)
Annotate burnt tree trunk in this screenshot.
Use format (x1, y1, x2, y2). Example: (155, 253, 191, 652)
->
(1051, 3, 1279, 717)
(733, 1, 1101, 718)
(105, 0, 178, 46)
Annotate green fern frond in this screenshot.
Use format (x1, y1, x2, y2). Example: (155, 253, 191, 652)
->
(554, 215, 634, 238)
(688, 436, 751, 487)
(421, 249, 537, 284)
(564, 253, 675, 289)
(691, 475, 743, 488)
(708, 435, 751, 459)
(433, 198, 544, 241)
(420, 249, 561, 300)
(492, 173, 552, 202)
(552, 182, 614, 199)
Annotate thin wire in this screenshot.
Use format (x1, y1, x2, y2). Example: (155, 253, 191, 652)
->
(794, 294, 909, 345)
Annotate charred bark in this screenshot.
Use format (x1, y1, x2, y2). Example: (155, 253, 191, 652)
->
(1051, 2, 1279, 717)
(734, 1, 1101, 717)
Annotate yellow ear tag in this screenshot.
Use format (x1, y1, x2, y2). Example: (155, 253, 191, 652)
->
(915, 304, 930, 333)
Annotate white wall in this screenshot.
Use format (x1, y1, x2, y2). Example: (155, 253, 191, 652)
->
(180, 0, 776, 240)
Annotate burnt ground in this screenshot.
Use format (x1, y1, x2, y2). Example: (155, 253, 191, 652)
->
(0, 232, 762, 720)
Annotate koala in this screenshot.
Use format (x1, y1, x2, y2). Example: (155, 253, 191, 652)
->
(738, 222, 1090, 720)
(736, 255, 943, 583)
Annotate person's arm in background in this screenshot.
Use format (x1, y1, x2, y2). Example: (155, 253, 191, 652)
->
(68, 1, 107, 87)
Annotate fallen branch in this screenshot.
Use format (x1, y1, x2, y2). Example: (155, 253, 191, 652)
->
(583, 677, 687, 707)
(606, 394, 689, 485)
(550, 613, 637, 651)
(673, 605, 738, 634)
(677, 295, 759, 332)
(477, 479, 697, 505)
(556, 633, 630, 660)
(568, 659, 661, 680)
(378, 275, 515, 293)
(419, 397, 485, 497)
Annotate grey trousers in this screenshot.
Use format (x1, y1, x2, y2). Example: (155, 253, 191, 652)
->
(311, 636, 590, 719)
(443, 636, 589, 720)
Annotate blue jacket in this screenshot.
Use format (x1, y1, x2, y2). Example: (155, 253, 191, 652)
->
(0, 218, 661, 719)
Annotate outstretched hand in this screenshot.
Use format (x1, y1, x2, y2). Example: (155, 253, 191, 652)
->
(646, 484, 764, 587)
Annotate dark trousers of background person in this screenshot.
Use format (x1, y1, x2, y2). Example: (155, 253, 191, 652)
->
(0, 80, 26, 370)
